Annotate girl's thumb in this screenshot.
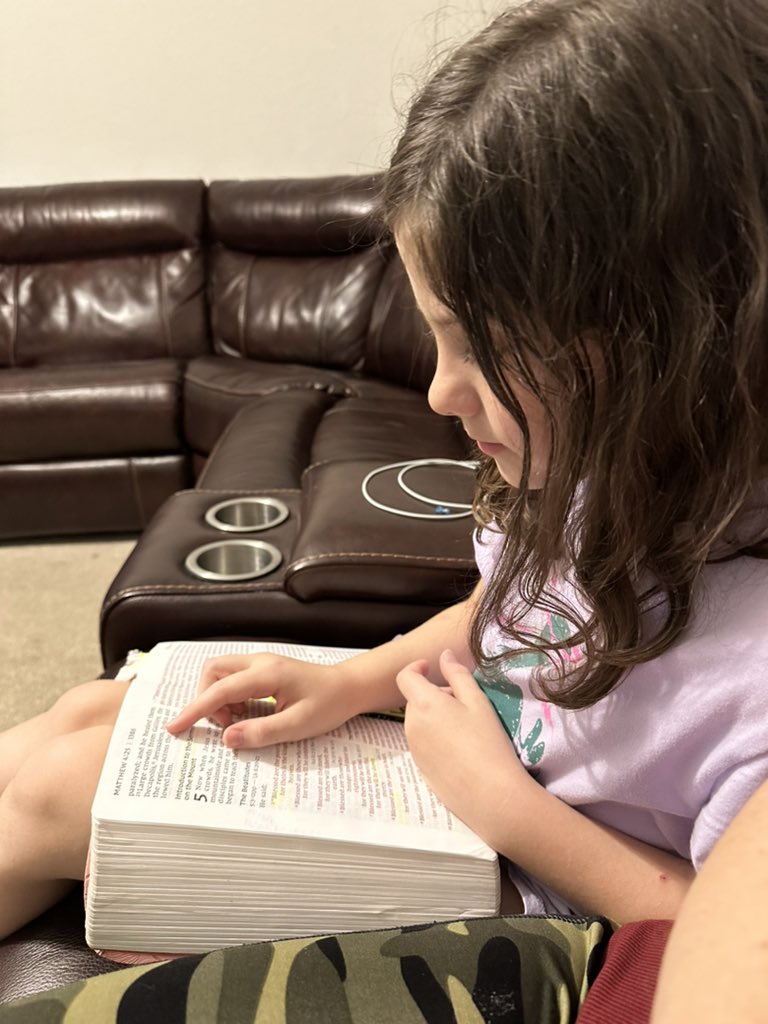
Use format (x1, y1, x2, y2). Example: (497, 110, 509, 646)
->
(395, 659, 430, 701)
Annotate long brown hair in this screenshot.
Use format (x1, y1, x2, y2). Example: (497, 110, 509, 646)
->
(381, 0, 768, 708)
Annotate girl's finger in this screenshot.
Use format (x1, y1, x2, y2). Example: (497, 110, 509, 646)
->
(222, 702, 328, 751)
(166, 668, 277, 734)
(438, 649, 482, 701)
(206, 708, 233, 729)
(198, 655, 255, 693)
(395, 659, 435, 703)
(206, 701, 247, 729)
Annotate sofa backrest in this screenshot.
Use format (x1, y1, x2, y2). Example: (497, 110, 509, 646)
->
(206, 175, 435, 392)
(0, 176, 436, 389)
(0, 180, 209, 367)
(363, 252, 435, 392)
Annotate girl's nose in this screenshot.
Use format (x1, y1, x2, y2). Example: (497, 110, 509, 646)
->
(427, 353, 479, 419)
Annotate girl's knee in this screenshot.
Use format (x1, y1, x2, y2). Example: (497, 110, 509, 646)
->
(4, 725, 113, 828)
(49, 679, 130, 733)
(0, 727, 112, 884)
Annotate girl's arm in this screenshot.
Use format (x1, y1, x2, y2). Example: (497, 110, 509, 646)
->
(496, 771, 696, 922)
(167, 581, 483, 747)
(397, 651, 695, 924)
(650, 778, 768, 1023)
(328, 579, 483, 712)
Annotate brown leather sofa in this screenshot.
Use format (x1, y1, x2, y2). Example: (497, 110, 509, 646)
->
(0, 175, 479, 1002)
(1, 175, 477, 667)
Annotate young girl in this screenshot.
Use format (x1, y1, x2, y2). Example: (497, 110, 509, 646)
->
(1, 0, 768, 942)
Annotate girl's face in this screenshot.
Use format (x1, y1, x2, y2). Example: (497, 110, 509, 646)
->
(398, 235, 551, 488)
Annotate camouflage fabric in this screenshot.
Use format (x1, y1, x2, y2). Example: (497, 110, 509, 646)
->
(0, 915, 610, 1024)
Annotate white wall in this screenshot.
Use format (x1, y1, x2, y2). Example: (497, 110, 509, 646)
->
(0, 0, 503, 187)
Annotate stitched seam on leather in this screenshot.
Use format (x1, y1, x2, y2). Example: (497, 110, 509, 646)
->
(107, 583, 284, 596)
(240, 259, 255, 357)
(367, 265, 396, 372)
(302, 458, 353, 474)
(10, 264, 19, 367)
(320, 403, 427, 419)
(327, 260, 368, 367)
(127, 458, 147, 526)
(156, 253, 174, 357)
(289, 552, 471, 565)
(302, 441, 468, 477)
(0, 379, 175, 398)
(102, 580, 283, 612)
(191, 487, 301, 496)
(185, 379, 335, 398)
(302, 456, 407, 474)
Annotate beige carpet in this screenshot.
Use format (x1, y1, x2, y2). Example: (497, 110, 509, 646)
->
(0, 537, 137, 731)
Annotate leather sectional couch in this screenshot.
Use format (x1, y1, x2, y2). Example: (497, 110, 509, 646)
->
(0, 175, 479, 1001)
(1, 175, 479, 668)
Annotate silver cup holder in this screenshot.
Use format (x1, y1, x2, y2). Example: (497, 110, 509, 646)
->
(205, 496, 290, 533)
(184, 540, 283, 582)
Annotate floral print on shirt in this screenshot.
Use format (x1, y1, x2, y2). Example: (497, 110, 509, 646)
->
(474, 612, 583, 770)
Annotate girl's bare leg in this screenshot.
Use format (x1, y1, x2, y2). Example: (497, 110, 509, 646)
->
(0, 680, 129, 937)
(0, 723, 114, 938)
(0, 680, 130, 794)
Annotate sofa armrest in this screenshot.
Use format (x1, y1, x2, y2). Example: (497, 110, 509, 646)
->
(286, 458, 477, 603)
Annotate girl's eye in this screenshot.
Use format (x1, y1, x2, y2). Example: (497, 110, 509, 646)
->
(425, 321, 476, 365)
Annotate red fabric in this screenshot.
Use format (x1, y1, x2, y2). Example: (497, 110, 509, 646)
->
(576, 919, 674, 1024)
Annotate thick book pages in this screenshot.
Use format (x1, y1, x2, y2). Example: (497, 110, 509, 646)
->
(86, 640, 500, 954)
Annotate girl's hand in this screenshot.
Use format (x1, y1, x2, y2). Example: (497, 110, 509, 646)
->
(398, 652, 697, 923)
(166, 654, 358, 750)
(396, 649, 530, 847)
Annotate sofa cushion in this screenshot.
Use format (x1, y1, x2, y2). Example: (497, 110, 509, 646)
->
(0, 180, 205, 263)
(0, 360, 183, 462)
(196, 391, 337, 491)
(183, 355, 349, 456)
(308, 392, 469, 465)
(206, 176, 387, 369)
(184, 355, 469, 470)
(209, 246, 385, 369)
(0, 455, 188, 539)
(207, 176, 381, 256)
(0, 180, 209, 367)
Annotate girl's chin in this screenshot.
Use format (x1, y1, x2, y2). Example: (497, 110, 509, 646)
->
(493, 456, 523, 487)
(484, 448, 538, 489)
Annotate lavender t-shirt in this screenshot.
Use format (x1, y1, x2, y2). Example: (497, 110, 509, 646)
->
(473, 518, 768, 915)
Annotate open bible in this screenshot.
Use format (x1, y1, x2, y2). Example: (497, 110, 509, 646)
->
(85, 639, 500, 956)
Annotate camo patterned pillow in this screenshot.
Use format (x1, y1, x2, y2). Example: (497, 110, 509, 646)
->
(0, 915, 611, 1024)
